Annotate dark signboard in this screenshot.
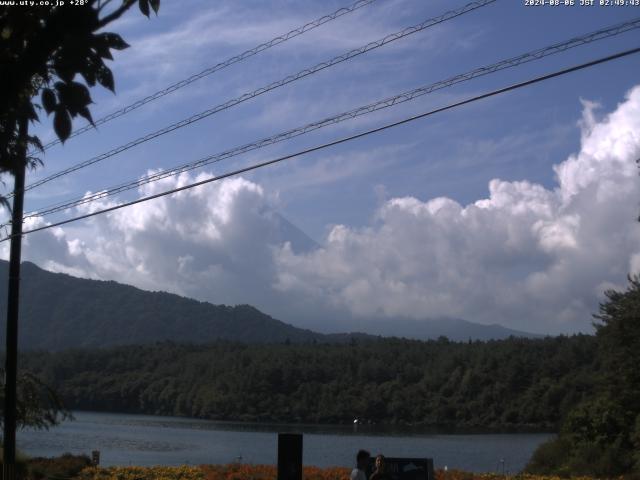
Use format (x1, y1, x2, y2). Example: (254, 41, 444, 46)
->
(277, 433, 303, 480)
(366, 457, 434, 480)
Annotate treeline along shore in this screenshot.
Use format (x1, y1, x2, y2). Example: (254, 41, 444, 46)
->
(19, 335, 598, 430)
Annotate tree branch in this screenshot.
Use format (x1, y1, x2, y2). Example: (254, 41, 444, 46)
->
(97, 0, 137, 29)
(98, 0, 116, 14)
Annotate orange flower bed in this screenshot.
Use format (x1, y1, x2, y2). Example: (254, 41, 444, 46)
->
(434, 470, 606, 480)
(199, 464, 350, 480)
(75, 464, 606, 480)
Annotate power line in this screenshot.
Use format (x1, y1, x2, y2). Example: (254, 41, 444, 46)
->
(17, 0, 496, 196)
(34, 0, 381, 153)
(5, 46, 638, 243)
(15, 17, 640, 223)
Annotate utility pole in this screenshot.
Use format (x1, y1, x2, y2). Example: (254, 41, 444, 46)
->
(3, 115, 28, 480)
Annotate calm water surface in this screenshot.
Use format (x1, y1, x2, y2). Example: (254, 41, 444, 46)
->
(17, 411, 553, 473)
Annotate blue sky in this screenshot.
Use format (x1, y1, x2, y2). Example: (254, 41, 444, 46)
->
(4, 0, 640, 335)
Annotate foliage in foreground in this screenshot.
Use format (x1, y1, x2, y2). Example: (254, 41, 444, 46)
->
(74, 464, 352, 480)
(199, 464, 350, 480)
(0, 0, 160, 181)
(27, 453, 92, 479)
(526, 276, 640, 477)
(67, 464, 613, 480)
(8, 454, 627, 480)
(434, 471, 607, 480)
(77, 465, 205, 480)
(0, 449, 29, 478)
(0, 367, 72, 430)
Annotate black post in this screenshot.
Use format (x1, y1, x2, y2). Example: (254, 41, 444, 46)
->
(3, 116, 27, 480)
(277, 433, 302, 480)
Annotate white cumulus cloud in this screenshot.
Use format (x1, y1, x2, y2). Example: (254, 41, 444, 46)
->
(274, 86, 640, 334)
(6, 86, 640, 335)
(14, 173, 299, 310)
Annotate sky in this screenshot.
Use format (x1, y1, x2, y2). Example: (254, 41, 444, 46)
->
(2, 0, 639, 335)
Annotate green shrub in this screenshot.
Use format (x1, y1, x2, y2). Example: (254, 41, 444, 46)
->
(526, 432, 635, 478)
(27, 453, 92, 480)
(0, 448, 30, 478)
(525, 436, 571, 476)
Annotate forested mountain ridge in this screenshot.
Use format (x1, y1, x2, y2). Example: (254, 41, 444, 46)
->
(0, 261, 369, 349)
(0, 260, 537, 350)
(20, 335, 599, 430)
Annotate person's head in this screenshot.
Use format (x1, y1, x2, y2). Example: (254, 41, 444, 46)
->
(375, 455, 386, 471)
(356, 450, 370, 469)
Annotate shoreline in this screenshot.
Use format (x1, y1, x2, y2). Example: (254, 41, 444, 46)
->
(19, 412, 553, 473)
(59, 409, 558, 436)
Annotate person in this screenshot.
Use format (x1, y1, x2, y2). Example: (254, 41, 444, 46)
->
(369, 454, 392, 480)
(351, 449, 371, 480)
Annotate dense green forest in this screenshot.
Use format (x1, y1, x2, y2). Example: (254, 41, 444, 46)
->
(526, 276, 640, 476)
(20, 334, 599, 430)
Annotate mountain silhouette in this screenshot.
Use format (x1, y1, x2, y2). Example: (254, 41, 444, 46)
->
(0, 260, 539, 351)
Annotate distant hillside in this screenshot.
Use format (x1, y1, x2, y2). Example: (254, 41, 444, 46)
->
(0, 261, 369, 350)
(363, 318, 542, 342)
(0, 261, 539, 350)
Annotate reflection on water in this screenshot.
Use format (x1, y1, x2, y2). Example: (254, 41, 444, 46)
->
(17, 411, 553, 473)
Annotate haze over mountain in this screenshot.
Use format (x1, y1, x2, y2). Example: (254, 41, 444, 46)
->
(359, 318, 542, 342)
(0, 260, 539, 351)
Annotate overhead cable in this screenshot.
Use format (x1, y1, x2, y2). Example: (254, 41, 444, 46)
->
(35, 0, 381, 152)
(5, 45, 638, 242)
(18, 0, 496, 195)
(17, 17, 640, 222)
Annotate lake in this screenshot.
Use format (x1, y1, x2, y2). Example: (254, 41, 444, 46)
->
(17, 411, 553, 473)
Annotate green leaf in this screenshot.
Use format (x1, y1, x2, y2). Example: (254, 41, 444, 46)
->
(80, 54, 101, 87)
(103, 33, 129, 51)
(149, 0, 160, 14)
(56, 81, 93, 117)
(92, 33, 115, 60)
(41, 89, 56, 115)
(26, 155, 43, 171)
(78, 107, 95, 127)
(68, 82, 92, 113)
(139, 0, 150, 17)
(22, 102, 39, 122)
(96, 45, 113, 60)
(27, 135, 44, 153)
(96, 65, 115, 92)
(53, 57, 75, 83)
(53, 107, 72, 143)
(80, 68, 97, 87)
